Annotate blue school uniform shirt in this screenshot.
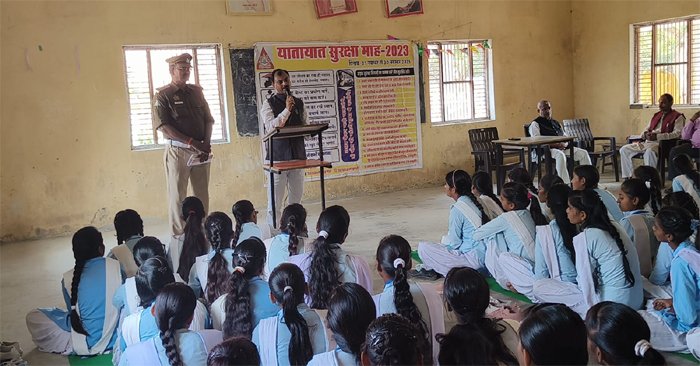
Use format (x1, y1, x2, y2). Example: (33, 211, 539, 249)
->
(473, 209, 536, 262)
(118, 329, 208, 366)
(43, 257, 119, 350)
(120, 304, 157, 351)
(649, 242, 676, 286)
(584, 226, 644, 309)
(443, 196, 485, 255)
(534, 220, 577, 282)
(251, 303, 327, 366)
(658, 242, 700, 332)
(594, 188, 624, 222)
(188, 248, 234, 297)
(237, 222, 262, 245)
(248, 276, 279, 327)
(620, 210, 655, 246)
(268, 233, 300, 274)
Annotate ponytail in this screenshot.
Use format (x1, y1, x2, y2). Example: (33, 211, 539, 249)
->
(155, 283, 198, 366)
(472, 171, 504, 211)
(309, 206, 348, 309)
(281, 204, 307, 256)
(223, 238, 267, 339)
(547, 184, 578, 262)
(633, 166, 662, 215)
(269, 263, 313, 366)
(204, 212, 234, 304)
(69, 227, 104, 336)
(231, 200, 256, 246)
(179, 196, 207, 280)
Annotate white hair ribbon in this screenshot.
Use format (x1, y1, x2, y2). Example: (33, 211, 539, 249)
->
(233, 266, 245, 274)
(283, 286, 293, 293)
(318, 230, 329, 239)
(634, 339, 652, 357)
(393, 258, 406, 269)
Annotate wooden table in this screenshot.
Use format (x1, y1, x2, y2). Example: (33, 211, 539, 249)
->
(493, 135, 575, 184)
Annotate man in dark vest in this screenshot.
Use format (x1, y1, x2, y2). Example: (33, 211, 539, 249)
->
(620, 93, 685, 178)
(528, 100, 591, 184)
(260, 69, 308, 230)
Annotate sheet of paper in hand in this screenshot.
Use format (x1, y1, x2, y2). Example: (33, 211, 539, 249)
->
(187, 153, 213, 167)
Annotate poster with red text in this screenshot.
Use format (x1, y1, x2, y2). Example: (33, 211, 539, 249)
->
(254, 41, 422, 180)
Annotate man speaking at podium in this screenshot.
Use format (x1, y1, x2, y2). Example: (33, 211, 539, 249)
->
(260, 69, 309, 230)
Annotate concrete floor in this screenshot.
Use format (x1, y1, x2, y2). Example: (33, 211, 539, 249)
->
(1, 171, 695, 365)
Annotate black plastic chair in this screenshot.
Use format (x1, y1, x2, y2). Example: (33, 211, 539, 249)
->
(468, 127, 524, 192)
(562, 118, 619, 181)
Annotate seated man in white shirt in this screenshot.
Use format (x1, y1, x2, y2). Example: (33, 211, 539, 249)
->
(529, 100, 592, 184)
(620, 93, 686, 178)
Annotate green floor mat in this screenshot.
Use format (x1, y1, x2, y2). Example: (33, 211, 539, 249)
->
(68, 354, 112, 366)
(668, 351, 700, 364)
(486, 277, 533, 304)
(411, 249, 422, 264)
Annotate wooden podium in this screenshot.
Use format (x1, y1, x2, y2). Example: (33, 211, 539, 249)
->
(262, 124, 332, 228)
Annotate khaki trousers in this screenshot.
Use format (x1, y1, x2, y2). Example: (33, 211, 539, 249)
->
(164, 145, 210, 235)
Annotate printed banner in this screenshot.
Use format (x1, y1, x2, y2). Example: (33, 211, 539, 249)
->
(254, 41, 423, 180)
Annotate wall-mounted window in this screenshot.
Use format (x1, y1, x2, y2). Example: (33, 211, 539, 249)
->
(123, 44, 229, 150)
(632, 15, 700, 106)
(427, 40, 495, 124)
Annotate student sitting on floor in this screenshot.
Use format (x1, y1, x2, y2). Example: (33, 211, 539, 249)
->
(517, 303, 588, 366)
(586, 301, 665, 365)
(232, 199, 263, 246)
(119, 283, 221, 366)
(361, 314, 423, 366)
(265, 203, 307, 277)
(308, 283, 376, 366)
(472, 171, 504, 220)
(436, 267, 518, 366)
(26, 227, 121, 355)
(476, 182, 539, 300)
(253, 263, 328, 366)
(189, 212, 235, 304)
(107, 209, 144, 278)
(536, 174, 565, 221)
(507, 167, 550, 221)
(571, 165, 624, 222)
(113, 237, 167, 318)
(618, 178, 659, 278)
(416, 170, 490, 279)
(210, 237, 277, 338)
(207, 337, 261, 366)
(672, 154, 700, 209)
(534, 190, 643, 317)
(645, 192, 699, 299)
(633, 166, 663, 215)
(639, 206, 700, 352)
(168, 196, 209, 282)
(289, 205, 372, 309)
(374, 235, 443, 363)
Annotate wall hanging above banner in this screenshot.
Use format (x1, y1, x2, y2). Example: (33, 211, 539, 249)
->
(386, 0, 423, 17)
(254, 41, 423, 180)
(226, 0, 272, 15)
(314, 0, 358, 18)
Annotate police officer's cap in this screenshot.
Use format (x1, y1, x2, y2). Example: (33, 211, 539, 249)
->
(166, 53, 192, 65)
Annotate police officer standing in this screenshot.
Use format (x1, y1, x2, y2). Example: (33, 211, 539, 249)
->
(154, 53, 214, 236)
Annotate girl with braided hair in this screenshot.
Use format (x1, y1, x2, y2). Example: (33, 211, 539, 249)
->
(231, 200, 263, 245)
(416, 170, 490, 278)
(308, 283, 375, 366)
(207, 337, 261, 366)
(188, 212, 234, 304)
(26, 226, 121, 355)
(633, 165, 663, 215)
(210, 237, 277, 338)
(373, 235, 443, 363)
(436, 267, 518, 365)
(289, 205, 372, 309)
(266, 203, 308, 276)
(107, 209, 144, 278)
(476, 182, 538, 300)
(113, 236, 167, 319)
(506, 167, 549, 225)
(638, 206, 700, 352)
(360, 313, 423, 366)
(535, 190, 643, 317)
(253, 263, 328, 366)
(119, 283, 222, 366)
(572, 164, 624, 222)
(472, 171, 504, 220)
(169, 196, 209, 282)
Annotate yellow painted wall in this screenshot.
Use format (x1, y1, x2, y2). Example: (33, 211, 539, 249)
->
(1, 0, 576, 241)
(571, 1, 700, 141)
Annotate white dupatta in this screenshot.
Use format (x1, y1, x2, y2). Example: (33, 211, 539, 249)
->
(536, 225, 561, 280)
(676, 175, 700, 208)
(415, 282, 446, 362)
(573, 231, 600, 310)
(503, 211, 536, 259)
(111, 244, 138, 278)
(627, 215, 653, 277)
(62, 258, 121, 355)
(453, 200, 483, 229)
(124, 277, 140, 316)
(679, 247, 700, 274)
(258, 317, 279, 366)
(121, 309, 142, 348)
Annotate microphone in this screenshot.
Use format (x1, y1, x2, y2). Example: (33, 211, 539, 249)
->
(285, 86, 292, 96)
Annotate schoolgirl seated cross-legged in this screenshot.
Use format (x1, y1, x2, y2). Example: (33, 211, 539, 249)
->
(188, 212, 235, 304)
(119, 283, 222, 366)
(476, 182, 541, 300)
(618, 178, 658, 277)
(639, 206, 700, 352)
(472, 171, 504, 220)
(533, 190, 643, 317)
(416, 169, 490, 279)
(571, 165, 624, 222)
(26, 227, 121, 355)
(266, 203, 308, 277)
(113, 236, 167, 318)
(289, 205, 372, 309)
(374, 235, 443, 363)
